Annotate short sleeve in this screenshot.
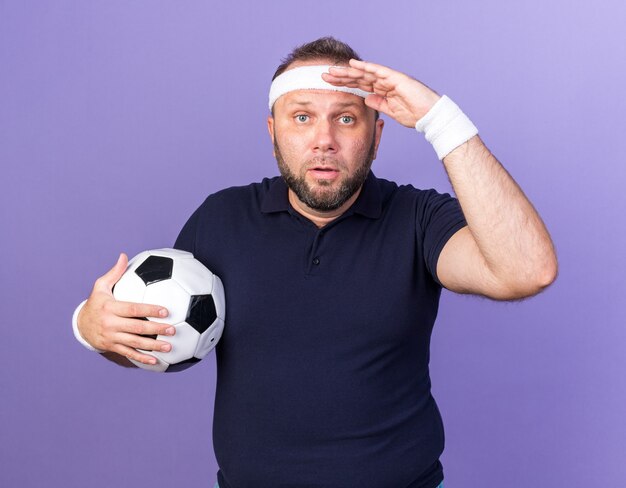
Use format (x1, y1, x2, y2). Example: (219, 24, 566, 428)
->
(416, 190, 467, 285)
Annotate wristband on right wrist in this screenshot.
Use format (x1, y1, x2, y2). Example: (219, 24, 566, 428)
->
(414, 95, 479, 160)
(72, 299, 105, 353)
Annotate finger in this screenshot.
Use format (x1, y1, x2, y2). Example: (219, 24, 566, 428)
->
(116, 332, 173, 353)
(113, 344, 160, 366)
(327, 65, 370, 78)
(128, 320, 176, 336)
(101, 312, 175, 336)
(323, 74, 374, 87)
(95, 253, 128, 291)
(325, 66, 378, 84)
(107, 299, 169, 320)
(120, 317, 176, 337)
(327, 63, 385, 83)
(323, 69, 393, 94)
(349, 58, 395, 78)
(96, 316, 175, 351)
(322, 74, 378, 94)
(323, 76, 373, 90)
(364, 93, 389, 113)
(325, 79, 394, 101)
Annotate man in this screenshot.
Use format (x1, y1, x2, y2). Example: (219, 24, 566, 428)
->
(73, 37, 557, 487)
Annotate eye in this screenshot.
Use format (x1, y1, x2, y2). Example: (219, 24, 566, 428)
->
(339, 115, 354, 124)
(295, 114, 309, 123)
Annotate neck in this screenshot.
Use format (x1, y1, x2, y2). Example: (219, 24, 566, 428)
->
(288, 188, 362, 228)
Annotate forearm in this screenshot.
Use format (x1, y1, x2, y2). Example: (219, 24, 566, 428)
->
(322, 60, 558, 295)
(442, 135, 558, 294)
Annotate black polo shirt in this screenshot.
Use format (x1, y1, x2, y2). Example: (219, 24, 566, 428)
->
(175, 172, 467, 488)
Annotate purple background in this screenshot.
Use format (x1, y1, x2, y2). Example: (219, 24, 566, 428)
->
(1, 1, 624, 486)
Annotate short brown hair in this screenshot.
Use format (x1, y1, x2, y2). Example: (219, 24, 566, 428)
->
(272, 36, 362, 81)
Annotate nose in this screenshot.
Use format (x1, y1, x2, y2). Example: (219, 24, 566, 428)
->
(312, 119, 337, 153)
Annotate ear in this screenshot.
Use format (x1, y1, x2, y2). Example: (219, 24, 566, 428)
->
(372, 118, 385, 160)
(267, 115, 276, 157)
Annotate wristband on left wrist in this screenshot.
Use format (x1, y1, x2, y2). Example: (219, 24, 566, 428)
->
(415, 95, 478, 160)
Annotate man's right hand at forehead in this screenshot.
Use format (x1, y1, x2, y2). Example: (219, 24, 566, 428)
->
(76, 253, 176, 367)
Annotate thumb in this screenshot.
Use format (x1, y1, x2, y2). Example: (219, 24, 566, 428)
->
(364, 93, 387, 113)
(96, 252, 129, 291)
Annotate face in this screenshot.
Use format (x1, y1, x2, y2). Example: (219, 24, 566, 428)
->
(268, 64, 384, 214)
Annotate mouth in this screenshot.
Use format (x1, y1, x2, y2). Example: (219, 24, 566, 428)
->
(308, 164, 340, 180)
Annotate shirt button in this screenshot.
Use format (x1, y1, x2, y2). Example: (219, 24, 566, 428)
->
(312, 257, 320, 265)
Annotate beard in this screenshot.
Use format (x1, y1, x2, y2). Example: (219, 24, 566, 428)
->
(274, 136, 377, 212)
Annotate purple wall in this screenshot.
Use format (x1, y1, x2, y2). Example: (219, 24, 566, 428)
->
(1, 1, 624, 486)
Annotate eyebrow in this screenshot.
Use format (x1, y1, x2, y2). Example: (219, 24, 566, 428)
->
(284, 99, 363, 110)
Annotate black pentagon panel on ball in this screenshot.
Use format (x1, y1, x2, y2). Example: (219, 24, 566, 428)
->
(165, 357, 201, 372)
(135, 256, 173, 285)
(186, 294, 217, 334)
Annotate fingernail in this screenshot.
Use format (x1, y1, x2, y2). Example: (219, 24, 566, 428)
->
(165, 327, 175, 335)
(159, 309, 168, 317)
(161, 344, 171, 352)
(149, 358, 157, 365)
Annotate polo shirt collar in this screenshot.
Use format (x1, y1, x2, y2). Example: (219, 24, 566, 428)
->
(261, 171, 382, 219)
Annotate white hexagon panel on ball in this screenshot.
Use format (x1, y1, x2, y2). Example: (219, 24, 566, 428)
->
(143, 279, 191, 326)
(172, 255, 214, 297)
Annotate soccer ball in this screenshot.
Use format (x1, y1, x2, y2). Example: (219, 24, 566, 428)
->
(112, 248, 225, 372)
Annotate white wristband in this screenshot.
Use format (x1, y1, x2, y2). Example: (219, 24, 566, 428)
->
(415, 95, 478, 160)
(72, 299, 105, 353)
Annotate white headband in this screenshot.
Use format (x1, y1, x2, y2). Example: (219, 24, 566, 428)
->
(268, 65, 372, 110)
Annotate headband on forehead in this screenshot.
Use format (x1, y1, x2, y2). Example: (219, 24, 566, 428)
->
(268, 65, 373, 110)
